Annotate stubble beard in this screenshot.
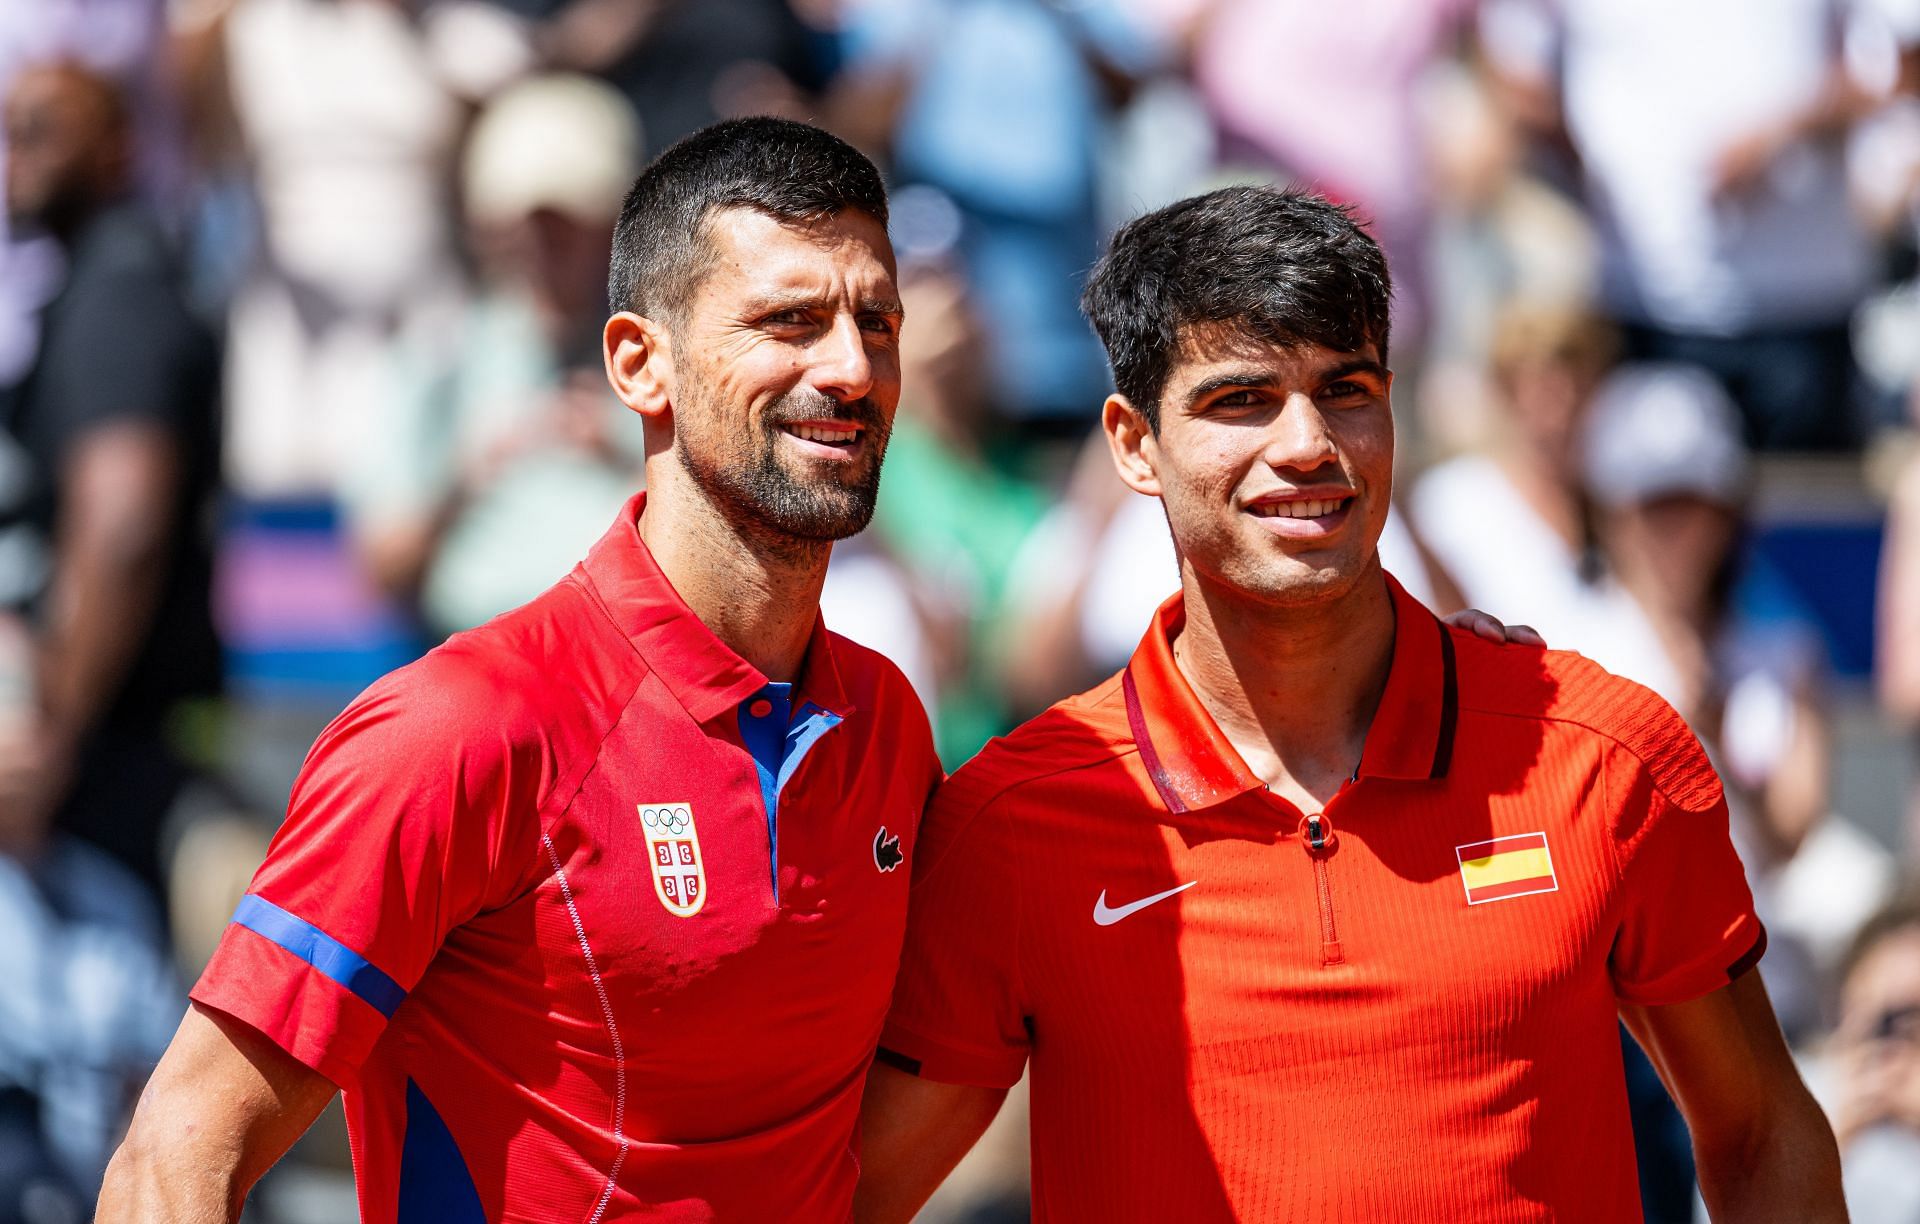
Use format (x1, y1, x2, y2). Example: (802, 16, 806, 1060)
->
(675, 385, 891, 556)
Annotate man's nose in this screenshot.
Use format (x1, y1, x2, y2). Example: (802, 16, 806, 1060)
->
(809, 314, 875, 406)
(1264, 392, 1340, 472)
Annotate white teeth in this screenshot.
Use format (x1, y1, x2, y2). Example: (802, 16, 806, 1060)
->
(790, 424, 857, 444)
(1254, 499, 1345, 519)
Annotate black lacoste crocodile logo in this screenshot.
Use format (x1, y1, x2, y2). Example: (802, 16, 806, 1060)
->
(873, 826, 904, 873)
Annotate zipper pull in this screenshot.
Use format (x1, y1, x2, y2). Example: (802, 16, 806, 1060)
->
(1301, 812, 1344, 966)
(1305, 812, 1334, 853)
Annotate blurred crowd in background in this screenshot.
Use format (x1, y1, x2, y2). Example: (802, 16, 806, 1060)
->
(2, 0, 1920, 1220)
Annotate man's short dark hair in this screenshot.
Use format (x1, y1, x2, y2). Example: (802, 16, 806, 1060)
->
(608, 116, 889, 322)
(1080, 186, 1392, 429)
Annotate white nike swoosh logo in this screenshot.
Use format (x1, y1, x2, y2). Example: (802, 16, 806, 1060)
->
(1093, 881, 1198, 926)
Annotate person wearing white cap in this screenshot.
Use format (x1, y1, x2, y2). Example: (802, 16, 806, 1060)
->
(338, 73, 650, 639)
(1584, 361, 1896, 1044)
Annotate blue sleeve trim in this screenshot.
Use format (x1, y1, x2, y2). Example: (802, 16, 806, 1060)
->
(231, 894, 407, 1018)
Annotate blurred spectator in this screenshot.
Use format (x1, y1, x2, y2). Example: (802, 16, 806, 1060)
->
(1583, 364, 1894, 1034)
(1826, 892, 1920, 1223)
(1880, 378, 1920, 859)
(0, 838, 177, 1221)
(0, 61, 221, 894)
(521, 0, 831, 148)
(1408, 304, 1679, 693)
(1139, 0, 1478, 348)
(340, 73, 646, 637)
(1418, 63, 1599, 451)
(0, 59, 197, 1217)
(1482, 0, 1920, 450)
(0, 0, 183, 390)
(834, 0, 1156, 426)
(867, 267, 1046, 760)
(208, 0, 477, 498)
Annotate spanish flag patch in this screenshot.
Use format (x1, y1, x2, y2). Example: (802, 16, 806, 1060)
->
(1456, 832, 1558, 905)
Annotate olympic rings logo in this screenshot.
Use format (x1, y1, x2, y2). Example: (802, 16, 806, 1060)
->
(641, 805, 691, 835)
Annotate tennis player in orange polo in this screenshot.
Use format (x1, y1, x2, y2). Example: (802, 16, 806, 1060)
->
(854, 187, 1843, 1222)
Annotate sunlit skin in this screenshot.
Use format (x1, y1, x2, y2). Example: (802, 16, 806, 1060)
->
(1108, 325, 1396, 610)
(1102, 327, 1399, 811)
(603, 205, 904, 682)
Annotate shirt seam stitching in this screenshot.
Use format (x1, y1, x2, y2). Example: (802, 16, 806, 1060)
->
(506, 586, 653, 897)
(1450, 700, 1716, 814)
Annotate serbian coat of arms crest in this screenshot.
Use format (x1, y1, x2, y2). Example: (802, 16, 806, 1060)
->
(639, 803, 707, 917)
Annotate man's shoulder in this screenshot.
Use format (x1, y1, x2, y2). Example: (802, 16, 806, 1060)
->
(337, 574, 643, 759)
(1451, 632, 1720, 812)
(934, 672, 1135, 825)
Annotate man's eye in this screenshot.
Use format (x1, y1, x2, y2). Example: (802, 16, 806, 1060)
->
(1322, 381, 1369, 401)
(765, 310, 812, 326)
(858, 315, 898, 336)
(1213, 390, 1261, 407)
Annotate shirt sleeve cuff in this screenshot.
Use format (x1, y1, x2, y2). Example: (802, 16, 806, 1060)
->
(876, 1020, 1027, 1090)
(1614, 917, 1768, 1008)
(190, 920, 394, 1089)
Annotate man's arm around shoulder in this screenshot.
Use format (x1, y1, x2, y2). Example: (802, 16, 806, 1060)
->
(98, 1002, 337, 1223)
(1623, 971, 1845, 1222)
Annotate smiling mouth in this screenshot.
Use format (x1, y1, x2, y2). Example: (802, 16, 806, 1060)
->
(780, 422, 861, 449)
(1250, 496, 1352, 520)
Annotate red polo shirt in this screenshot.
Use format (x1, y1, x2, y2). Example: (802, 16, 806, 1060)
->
(880, 574, 1763, 1223)
(193, 493, 940, 1222)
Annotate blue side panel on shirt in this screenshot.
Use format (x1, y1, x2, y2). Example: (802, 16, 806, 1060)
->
(399, 1079, 486, 1224)
(230, 894, 406, 1017)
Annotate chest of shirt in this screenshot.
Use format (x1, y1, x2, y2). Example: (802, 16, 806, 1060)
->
(1015, 766, 1624, 1062)
(418, 689, 922, 1117)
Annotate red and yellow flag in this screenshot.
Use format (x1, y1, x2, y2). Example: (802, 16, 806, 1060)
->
(1455, 832, 1557, 905)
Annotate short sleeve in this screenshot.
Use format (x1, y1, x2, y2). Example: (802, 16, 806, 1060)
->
(877, 776, 1030, 1089)
(33, 238, 212, 455)
(189, 660, 549, 1086)
(1608, 744, 1766, 1008)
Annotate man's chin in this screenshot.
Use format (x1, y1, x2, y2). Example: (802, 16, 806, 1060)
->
(749, 484, 879, 542)
(1219, 548, 1375, 610)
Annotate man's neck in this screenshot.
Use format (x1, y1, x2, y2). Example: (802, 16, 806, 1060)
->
(639, 478, 829, 684)
(1173, 561, 1397, 813)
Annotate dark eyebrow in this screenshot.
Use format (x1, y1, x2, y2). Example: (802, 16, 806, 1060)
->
(1322, 359, 1390, 384)
(744, 292, 904, 319)
(1184, 359, 1389, 408)
(1184, 370, 1278, 407)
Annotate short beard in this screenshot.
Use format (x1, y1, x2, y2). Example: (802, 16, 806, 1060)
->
(675, 386, 890, 550)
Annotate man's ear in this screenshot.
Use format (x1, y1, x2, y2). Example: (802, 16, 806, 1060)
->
(1102, 394, 1162, 497)
(605, 311, 673, 421)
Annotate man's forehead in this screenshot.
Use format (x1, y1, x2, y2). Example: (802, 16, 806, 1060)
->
(698, 206, 898, 300)
(1169, 320, 1382, 384)
(705, 205, 894, 264)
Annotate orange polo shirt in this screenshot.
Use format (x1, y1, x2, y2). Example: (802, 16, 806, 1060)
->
(879, 574, 1764, 1223)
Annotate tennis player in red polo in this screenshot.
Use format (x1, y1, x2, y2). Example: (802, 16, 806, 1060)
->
(856, 188, 1843, 1222)
(99, 119, 938, 1221)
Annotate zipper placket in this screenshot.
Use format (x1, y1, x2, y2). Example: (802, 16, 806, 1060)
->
(1303, 812, 1345, 966)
